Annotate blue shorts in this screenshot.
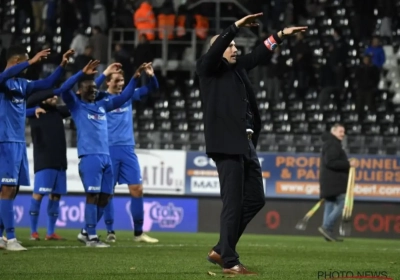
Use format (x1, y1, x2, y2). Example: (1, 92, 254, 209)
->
(79, 154, 113, 194)
(34, 169, 67, 195)
(0, 142, 30, 186)
(109, 145, 142, 186)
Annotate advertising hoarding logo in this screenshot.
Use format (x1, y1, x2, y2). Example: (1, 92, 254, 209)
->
(126, 201, 184, 231)
(14, 194, 198, 233)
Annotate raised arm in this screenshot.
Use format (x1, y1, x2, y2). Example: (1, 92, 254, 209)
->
(26, 49, 75, 95)
(61, 90, 79, 110)
(103, 77, 138, 111)
(60, 60, 100, 109)
(95, 73, 106, 88)
(102, 63, 147, 111)
(132, 66, 159, 101)
(53, 69, 85, 95)
(94, 62, 122, 88)
(196, 25, 239, 75)
(0, 61, 30, 84)
(237, 26, 308, 71)
(26, 89, 56, 108)
(0, 48, 53, 84)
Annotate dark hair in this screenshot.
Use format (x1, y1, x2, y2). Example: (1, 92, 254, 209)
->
(6, 45, 27, 61)
(106, 70, 125, 82)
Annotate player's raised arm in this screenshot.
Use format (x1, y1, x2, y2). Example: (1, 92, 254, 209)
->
(132, 64, 159, 101)
(94, 63, 122, 88)
(26, 49, 75, 95)
(102, 63, 149, 112)
(61, 60, 100, 109)
(237, 25, 307, 71)
(196, 13, 264, 75)
(0, 48, 51, 84)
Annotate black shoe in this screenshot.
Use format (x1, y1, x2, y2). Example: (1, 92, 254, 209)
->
(318, 227, 336, 241)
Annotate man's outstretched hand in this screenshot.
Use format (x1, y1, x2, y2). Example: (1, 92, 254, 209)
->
(29, 49, 51, 65)
(82, 60, 100, 75)
(279, 26, 308, 37)
(60, 49, 75, 67)
(234, 13, 263, 28)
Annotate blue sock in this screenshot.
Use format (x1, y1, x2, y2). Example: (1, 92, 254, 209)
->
(47, 199, 59, 235)
(97, 206, 105, 223)
(85, 203, 97, 236)
(104, 198, 114, 232)
(130, 196, 144, 236)
(1, 199, 15, 240)
(29, 198, 41, 234)
(0, 200, 3, 237)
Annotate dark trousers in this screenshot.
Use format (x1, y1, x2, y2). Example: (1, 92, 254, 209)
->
(210, 140, 265, 268)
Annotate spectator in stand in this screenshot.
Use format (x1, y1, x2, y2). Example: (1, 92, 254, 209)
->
(70, 28, 89, 57)
(90, 0, 108, 33)
(133, 34, 154, 86)
(89, 26, 109, 76)
(378, 0, 396, 39)
(113, 43, 133, 82)
(291, 32, 312, 99)
(15, 0, 33, 36)
(60, 0, 80, 52)
(353, 0, 377, 42)
(355, 54, 380, 119)
(72, 46, 94, 77)
(332, 28, 347, 88)
(43, 0, 58, 36)
(32, 0, 44, 33)
(134, 1, 156, 41)
(266, 47, 287, 101)
(364, 36, 386, 70)
(319, 41, 341, 107)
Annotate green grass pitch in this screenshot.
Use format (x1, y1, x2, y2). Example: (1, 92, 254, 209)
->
(1, 228, 399, 280)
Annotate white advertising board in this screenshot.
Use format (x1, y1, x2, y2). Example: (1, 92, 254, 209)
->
(21, 148, 186, 195)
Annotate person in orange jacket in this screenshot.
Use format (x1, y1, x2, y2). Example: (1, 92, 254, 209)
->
(134, 1, 156, 41)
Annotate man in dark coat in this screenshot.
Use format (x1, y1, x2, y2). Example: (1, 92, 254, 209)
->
(318, 123, 356, 241)
(196, 13, 307, 275)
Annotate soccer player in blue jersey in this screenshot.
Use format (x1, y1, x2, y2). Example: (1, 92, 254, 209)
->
(25, 60, 95, 242)
(62, 62, 150, 247)
(93, 63, 159, 243)
(0, 47, 74, 251)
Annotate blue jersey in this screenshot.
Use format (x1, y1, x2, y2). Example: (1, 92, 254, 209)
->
(94, 74, 159, 146)
(0, 65, 65, 142)
(62, 71, 139, 157)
